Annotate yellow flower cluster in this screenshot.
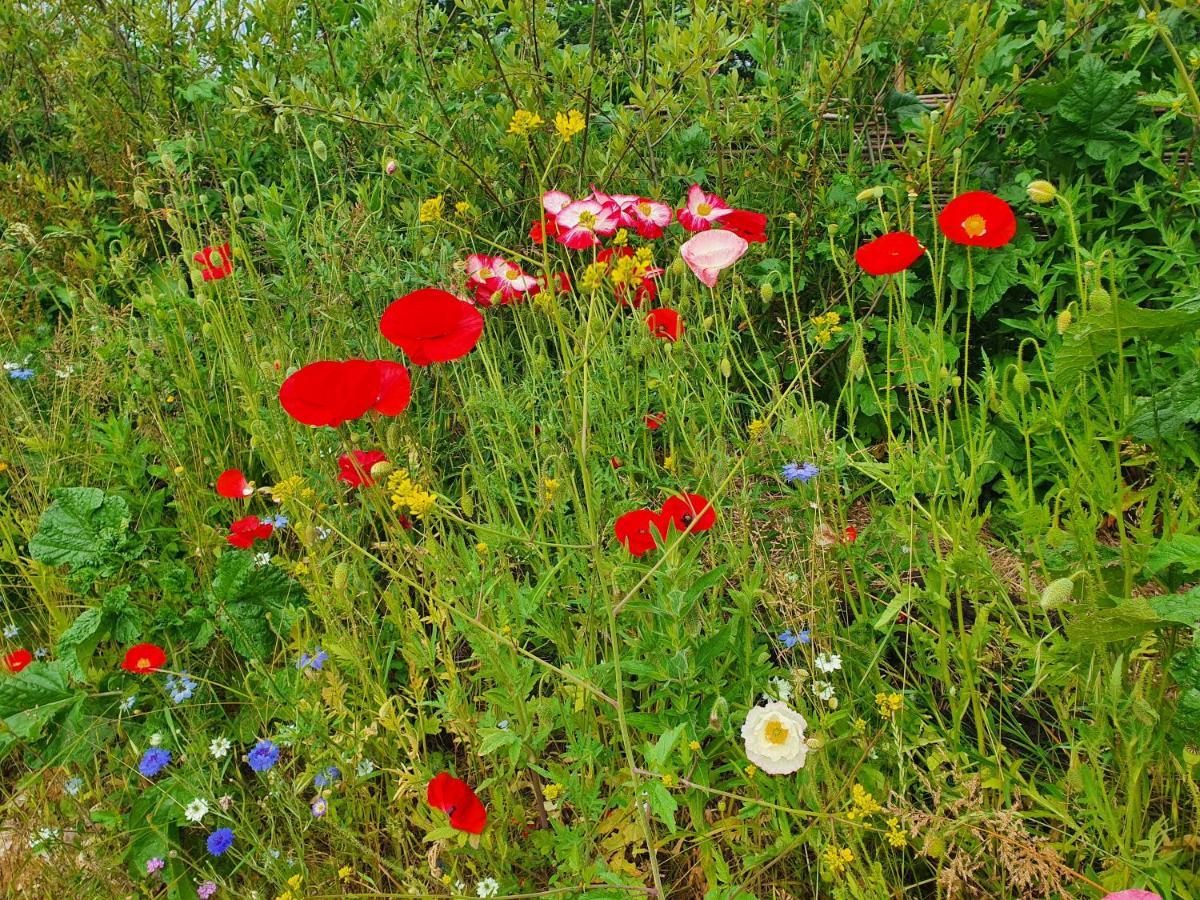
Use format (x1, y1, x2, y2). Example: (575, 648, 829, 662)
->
(508, 109, 544, 135)
(266, 475, 314, 504)
(885, 816, 907, 847)
(454, 200, 473, 216)
(876, 691, 903, 717)
(822, 845, 855, 878)
(418, 195, 444, 223)
(554, 109, 585, 140)
(387, 468, 437, 518)
(845, 783, 883, 821)
(747, 418, 767, 439)
(542, 783, 563, 801)
(338, 865, 353, 882)
(580, 261, 608, 292)
(609, 246, 655, 288)
(542, 476, 561, 501)
(810, 311, 843, 346)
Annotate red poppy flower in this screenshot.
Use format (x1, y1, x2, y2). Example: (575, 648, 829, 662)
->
(194, 243, 233, 281)
(427, 772, 487, 834)
(529, 217, 560, 244)
(121, 643, 167, 674)
(614, 508, 665, 558)
(937, 191, 1016, 248)
(855, 231, 925, 275)
(658, 493, 717, 536)
(216, 469, 253, 499)
(380, 289, 484, 366)
(338, 450, 388, 487)
(279, 359, 411, 427)
(227, 515, 273, 549)
(644, 412, 666, 430)
(610, 456, 622, 469)
(646, 308, 681, 341)
(5, 649, 32, 673)
(721, 209, 768, 243)
(844, 525, 858, 543)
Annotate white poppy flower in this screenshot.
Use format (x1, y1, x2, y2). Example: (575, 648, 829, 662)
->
(741, 701, 809, 775)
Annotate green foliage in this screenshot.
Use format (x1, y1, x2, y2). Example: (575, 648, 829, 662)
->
(28, 487, 140, 575)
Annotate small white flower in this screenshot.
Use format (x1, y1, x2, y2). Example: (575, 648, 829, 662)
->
(742, 701, 809, 775)
(149, 732, 163, 747)
(812, 680, 835, 701)
(253, 551, 272, 567)
(120, 695, 136, 712)
(763, 675, 794, 703)
(356, 758, 375, 777)
(814, 652, 842, 674)
(476, 877, 500, 898)
(3, 624, 18, 639)
(184, 798, 209, 823)
(209, 736, 231, 759)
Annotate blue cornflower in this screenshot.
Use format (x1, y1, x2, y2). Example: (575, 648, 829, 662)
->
(313, 766, 340, 788)
(779, 628, 812, 649)
(64, 776, 84, 796)
(8, 368, 34, 381)
(297, 647, 329, 671)
(265, 514, 288, 529)
(138, 747, 172, 778)
(247, 739, 280, 773)
(206, 827, 234, 857)
(168, 673, 197, 703)
(782, 461, 819, 484)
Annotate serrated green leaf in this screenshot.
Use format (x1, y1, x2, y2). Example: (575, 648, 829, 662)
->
(1054, 301, 1200, 381)
(1129, 370, 1200, 441)
(645, 780, 678, 833)
(28, 487, 133, 570)
(55, 608, 105, 682)
(1065, 598, 1161, 643)
(1150, 587, 1200, 627)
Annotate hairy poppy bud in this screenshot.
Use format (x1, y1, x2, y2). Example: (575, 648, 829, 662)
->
(1026, 179, 1057, 204)
(386, 423, 402, 448)
(1013, 368, 1031, 395)
(708, 696, 728, 730)
(369, 460, 392, 480)
(849, 346, 866, 378)
(855, 186, 884, 202)
(720, 358, 732, 378)
(332, 562, 349, 592)
(759, 281, 775, 303)
(1056, 307, 1072, 334)
(1039, 577, 1074, 610)
(1089, 286, 1111, 311)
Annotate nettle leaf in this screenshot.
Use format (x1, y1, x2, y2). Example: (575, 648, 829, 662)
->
(644, 780, 679, 833)
(209, 551, 305, 661)
(1172, 688, 1200, 738)
(1168, 646, 1200, 692)
(1129, 369, 1200, 441)
(0, 661, 86, 758)
(1146, 534, 1200, 576)
(28, 487, 134, 570)
(1055, 56, 1138, 156)
(1065, 598, 1161, 643)
(1053, 301, 1200, 381)
(1149, 587, 1200, 628)
(55, 608, 106, 682)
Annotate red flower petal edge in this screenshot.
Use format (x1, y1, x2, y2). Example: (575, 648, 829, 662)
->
(121, 643, 167, 674)
(227, 515, 273, 549)
(216, 468, 252, 498)
(380, 289, 484, 366)
(855, 231, 925, 276)
(6, 649, 32, 673)
(614, 508, 664, 558)
(427, 772, 487, 834)
(338, 450, 388, 487)
(658, 493, 717, 536)
(646, 308, 681, 342)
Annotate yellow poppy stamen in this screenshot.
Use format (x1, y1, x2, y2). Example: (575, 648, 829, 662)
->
(962, 214, 987, 237)
(764, 719, 790, 745)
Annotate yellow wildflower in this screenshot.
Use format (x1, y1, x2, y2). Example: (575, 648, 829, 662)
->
(876, 691, 903, 717)
(542, 476, 561, 501)
(508, 109, 544, 135)
(688, 740, 701, 751)
(454, 200, 473, 215)
(822, 845, 854, 877)
(886, 817, 907, 847)
(267, 475, 314, 504)
(418, 195, 444, 223)
(662, 454, 677, 473)
(338, 865, 353, 881)
(554, 109, 585, 140)
(744, 765, 757, 778)
(475, 542, 489, 553)
(747, 418, 767, 439)
(580, 261, 607, 292)
(286, 874, 303, 891)
(611, 227, 629, 247)
(387, 468, 437, 518)
(845, 783, 883, 821)
(661, 773, 675, 787)
(542, 783, 563, 801)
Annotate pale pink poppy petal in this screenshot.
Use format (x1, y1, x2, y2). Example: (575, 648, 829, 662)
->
(680, 230, 749, 287)
(542, 190, 572, 216)
(1103, 892, 1163, 900)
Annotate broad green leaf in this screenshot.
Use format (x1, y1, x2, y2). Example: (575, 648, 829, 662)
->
(644, 779, 679, 833)
(1054, 301, 1200, 381)
(1145, 534, 1200, 576)
(1149, 587, 1200, 627)
(28, 486, 132, 570)
(55, 607, 105, 682)
(1129, 370, 1200, 441)
(1065, 598, 1160, 643)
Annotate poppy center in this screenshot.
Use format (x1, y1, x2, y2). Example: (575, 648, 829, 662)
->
(696, 202, 713, 216)
(578, 210, 596, 229)
(477, 267, 493, 280)
(961, 214, 987, 238)
(680, 514, 694, 526)
(136, 657, 150, 670)
(638, 202, 652, 215)
(764, 719, 790, 745)
(504, 268, 521, 281)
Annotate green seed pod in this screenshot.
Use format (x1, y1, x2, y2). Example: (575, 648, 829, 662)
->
(1056, 307, 1073, 335)
(720, 358, 732, 378)
(759, 281, 776, 303)
(369, 460, 393, 480)
(332, 562, 349, 592)
(1039, 577, 1074, 610)
(1090, 286, 1111, 311)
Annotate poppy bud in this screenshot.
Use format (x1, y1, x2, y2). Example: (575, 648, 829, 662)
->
(332, 562, 349, 592)
(610, 457, 622, 469)
(855, 186, 884, 202)
(369, 460, 393, 480)
(201, 323, 213, 339)
(461, 490, 474, 518)
(385, 159, 398, 175)
(1039, 577, 1075, 610)
(244, 194, 258, 211)
(805, 735, 825, 750)
(849, 346, 866, 378)
(1013, 367, 1030, 395)
(950, 375, 962, 389)
(702, 315, 715, 330)
(759, 281, 775, 302)
(720, 358, 731, 378)
(826, 223, 838, 235)
(1026, 179, 1057, 204)
(708, 696, 728, 730)
(1089, 286, 1111, 311)
(1056, 307, 1072, 335)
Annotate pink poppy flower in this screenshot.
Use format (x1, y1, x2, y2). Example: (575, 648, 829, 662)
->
(465, 255, 538, 307)
(492, 260, 541, 304)
(680, 230, 749, 287)
(629, 198, 674, 239)
(555, 198, 620, 249)
(1103, 892, 1162, 900)
(542, 190, 572, 218)
(676, 184, 732, 232)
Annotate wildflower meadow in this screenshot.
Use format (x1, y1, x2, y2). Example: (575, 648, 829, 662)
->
(3, 1, 1200, 897)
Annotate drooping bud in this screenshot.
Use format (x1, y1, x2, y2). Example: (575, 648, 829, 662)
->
(1026, 179, 1057, 204)
(855, 186, 884, 202)
(1039, 577, 1075, 610)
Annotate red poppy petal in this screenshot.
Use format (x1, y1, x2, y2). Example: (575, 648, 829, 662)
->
(370, 360, 412, 415)
(427, 773, 487, 834)
(6, 649, 33, 673)
(279, 360, 380, 427)
(721, 209, 768, 243)
(380, 289, 485, 366)
(121, 643, 167, 674)
(855, 232, 925, 276)
(646, 308, 681, 342)
(614, 508, 664, 557)
(216, 469, 252, 498)
(659, 493, 717, 535)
